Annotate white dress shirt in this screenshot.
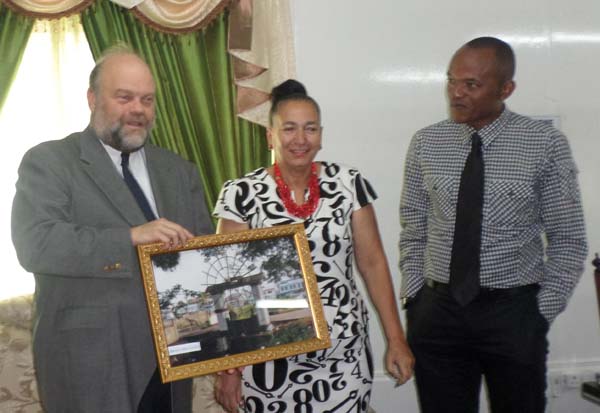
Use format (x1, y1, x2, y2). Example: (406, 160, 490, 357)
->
(100, 141, 159, 219)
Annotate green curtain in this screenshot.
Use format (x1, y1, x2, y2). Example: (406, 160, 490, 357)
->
(80, 0, 269, 214)
(0, 3, 34, 111)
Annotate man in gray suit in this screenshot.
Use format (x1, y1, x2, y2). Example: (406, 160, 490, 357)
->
(11, 46, 213, 412)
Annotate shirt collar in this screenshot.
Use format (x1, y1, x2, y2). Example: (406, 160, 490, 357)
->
(457, 107, 513, 147)
(98, 139, 147, 172)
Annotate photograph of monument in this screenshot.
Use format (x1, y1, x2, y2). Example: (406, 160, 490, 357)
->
(151, 235, 315, 367)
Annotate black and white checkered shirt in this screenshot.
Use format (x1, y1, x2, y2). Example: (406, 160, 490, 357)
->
(399, 108, 587, 322)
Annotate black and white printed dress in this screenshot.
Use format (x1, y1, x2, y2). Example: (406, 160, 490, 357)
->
(213, 162, 378, 413)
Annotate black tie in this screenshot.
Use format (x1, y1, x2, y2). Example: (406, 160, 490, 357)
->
(121, 152, 157, 222)
(449, 133, 484, 306)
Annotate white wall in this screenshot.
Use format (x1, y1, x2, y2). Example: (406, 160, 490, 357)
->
(292, 1, 600, 412)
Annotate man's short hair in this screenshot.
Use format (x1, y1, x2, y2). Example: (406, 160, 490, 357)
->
(88, 43, 143, 94)
(464, 36, 515, 82)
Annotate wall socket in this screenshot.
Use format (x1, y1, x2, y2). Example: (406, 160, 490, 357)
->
(548, 370, 597, 398)
(565, 373, 583, 388)
(549, 373, 565, 397)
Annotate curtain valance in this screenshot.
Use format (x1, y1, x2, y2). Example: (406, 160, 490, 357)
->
(2, 0, 94, 18)
(1, 0, 225, 25)
(132, 0, 229, 33)
(0, 0, 295, 125)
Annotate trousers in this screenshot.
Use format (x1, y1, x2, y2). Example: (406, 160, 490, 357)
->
(406, 280, 549, 413)
(137, 369, 192, 413)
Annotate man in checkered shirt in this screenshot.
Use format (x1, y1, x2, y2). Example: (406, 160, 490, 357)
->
(399, 37, 587, 413)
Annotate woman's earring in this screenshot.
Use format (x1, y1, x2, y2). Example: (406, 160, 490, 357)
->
(268, 144, 273, 150)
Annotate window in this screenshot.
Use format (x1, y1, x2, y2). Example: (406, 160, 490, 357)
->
(0, 16, 94, 300)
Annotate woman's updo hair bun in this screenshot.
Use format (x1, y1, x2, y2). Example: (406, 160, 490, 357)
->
(269, 79, 320, 126)
(271, 79, 307, 103)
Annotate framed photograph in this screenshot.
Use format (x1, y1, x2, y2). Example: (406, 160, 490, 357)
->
(137, 223, 331, 383)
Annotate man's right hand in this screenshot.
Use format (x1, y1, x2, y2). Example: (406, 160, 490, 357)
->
(215, 373, 243, 412)
(130, 218, 194, 246)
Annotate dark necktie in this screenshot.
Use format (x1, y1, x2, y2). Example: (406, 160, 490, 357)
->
(449, 132, 484, 306)
(121, 152, 157, 222)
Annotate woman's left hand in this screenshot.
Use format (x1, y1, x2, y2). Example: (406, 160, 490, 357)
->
(385, 338, 415, 386)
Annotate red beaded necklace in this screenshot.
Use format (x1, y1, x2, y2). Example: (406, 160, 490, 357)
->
(273, 162, 320, 218)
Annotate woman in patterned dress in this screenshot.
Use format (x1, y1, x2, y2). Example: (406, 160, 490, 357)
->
(213, 80, 413, 413)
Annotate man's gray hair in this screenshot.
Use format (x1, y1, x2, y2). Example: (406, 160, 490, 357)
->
(88, 43, 145, 94)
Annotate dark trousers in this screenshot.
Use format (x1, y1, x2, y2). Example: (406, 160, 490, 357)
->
(138, 369, 172, 413)
(406, 281, 549, 413)
(137, 369, 192, 413)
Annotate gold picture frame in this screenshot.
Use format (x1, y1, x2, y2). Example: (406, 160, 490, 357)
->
(137, 223, 331, 383)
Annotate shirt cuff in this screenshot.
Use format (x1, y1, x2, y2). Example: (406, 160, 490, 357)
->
(537, 287, 566, 324)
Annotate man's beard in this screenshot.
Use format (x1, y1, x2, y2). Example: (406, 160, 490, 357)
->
(107, 121, 152, 152)
(94, 116, 153, 153)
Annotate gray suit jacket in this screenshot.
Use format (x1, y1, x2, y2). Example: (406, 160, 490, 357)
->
(11, 127, 214, 412)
